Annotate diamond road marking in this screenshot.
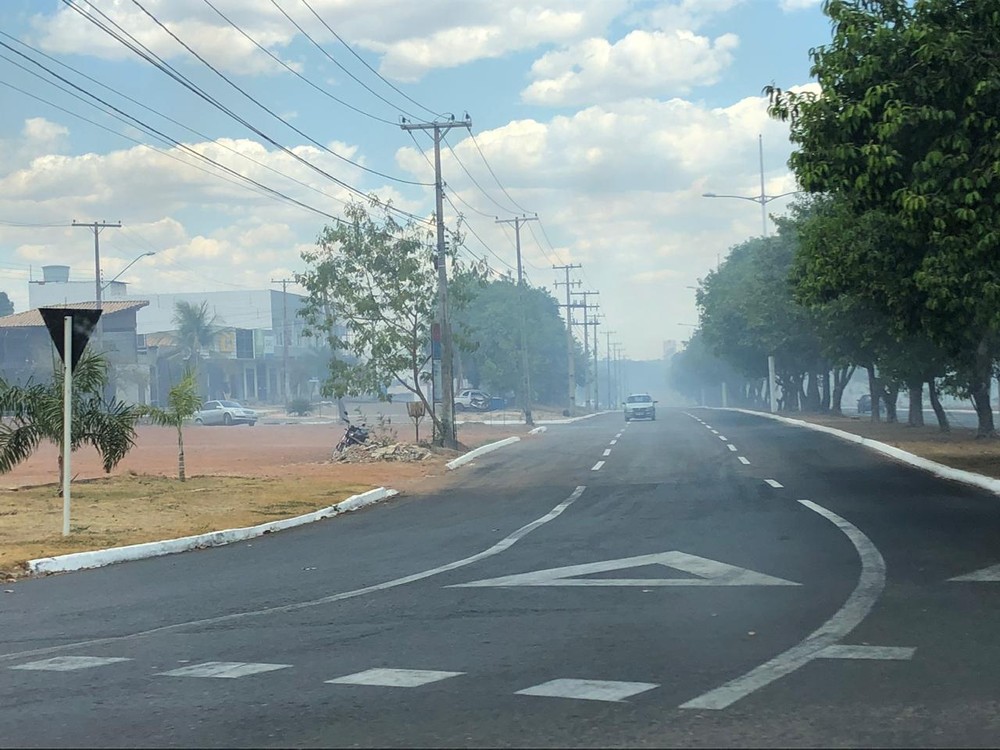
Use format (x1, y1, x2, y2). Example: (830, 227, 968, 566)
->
(158, 661, 291, 678)
(10, 656, 132, 672)
(516, 678, 658, 703)
(326, 668, 463, 688)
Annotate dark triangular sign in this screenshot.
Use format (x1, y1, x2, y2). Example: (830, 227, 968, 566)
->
(39, 308, 102, 372)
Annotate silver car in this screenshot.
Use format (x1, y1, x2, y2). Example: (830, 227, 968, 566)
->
(194, 400, 258, 426)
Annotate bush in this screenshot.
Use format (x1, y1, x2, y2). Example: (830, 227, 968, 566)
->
(287, 397, 312, 416)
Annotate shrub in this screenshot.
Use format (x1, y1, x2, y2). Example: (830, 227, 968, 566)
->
(287, 397, 313, 416)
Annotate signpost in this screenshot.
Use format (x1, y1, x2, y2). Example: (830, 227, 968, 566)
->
(38, 307, 101, 536)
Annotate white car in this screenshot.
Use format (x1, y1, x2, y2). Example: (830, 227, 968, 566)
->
(194, 400, 258, 426)
(454, 389, 491, 411)
(624, 393, 657, 421)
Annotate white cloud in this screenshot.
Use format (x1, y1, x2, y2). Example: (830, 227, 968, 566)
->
(522, 29, 739, 105)
(779, 0, 822, 11)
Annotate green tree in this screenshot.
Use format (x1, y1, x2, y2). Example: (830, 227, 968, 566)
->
(767, 0, 1000, 435)
(172, 299, 218, 399)
(0, 292, 13, 317)
(297, 200, 459, 445)
(142, 369, 200, 481)
(0, 351, 142, 484)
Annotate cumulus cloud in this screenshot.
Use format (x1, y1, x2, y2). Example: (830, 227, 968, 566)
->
(522, 29, 739, 105)
(779, 0, 822, 10)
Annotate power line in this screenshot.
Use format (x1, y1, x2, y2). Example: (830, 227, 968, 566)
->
(201, 0, 398, 127)
(59, 0, 430, 226)
(442, 133, 521, 215)
(130, 0, 431, 187)
(469, 130, 534, 214)
(298, 0, 443, 120)
(269, 0, 424, 121)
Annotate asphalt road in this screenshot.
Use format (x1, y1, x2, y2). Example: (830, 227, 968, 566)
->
(3, 408, 1000, 747)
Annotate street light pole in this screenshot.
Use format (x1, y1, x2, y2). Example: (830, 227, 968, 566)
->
(102, 252, 155, 292)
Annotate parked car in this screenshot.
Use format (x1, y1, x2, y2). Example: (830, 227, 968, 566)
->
(856, 394, 884, 417)
(624, 393, 657, 421)
(454, 389, 491, 411)
(194, 400, 258, 426)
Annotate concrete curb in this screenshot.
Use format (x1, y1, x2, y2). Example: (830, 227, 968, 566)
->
(446, 436, 521, 471)
(26, 487, 399, 575)
(716, 407, 1000, 496)
(529, 426, 547, 435)
(536, 411, 612, 425)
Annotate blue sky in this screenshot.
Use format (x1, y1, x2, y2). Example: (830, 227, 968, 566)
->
(0, 0, 831, 360)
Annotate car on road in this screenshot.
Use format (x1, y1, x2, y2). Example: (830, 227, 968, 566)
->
(455, 388, 491, 411)
(624, 393, 657, 421)
(194, 400, 258, 426)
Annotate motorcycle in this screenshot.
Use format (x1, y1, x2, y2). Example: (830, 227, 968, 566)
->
(335, 420, 370, 453)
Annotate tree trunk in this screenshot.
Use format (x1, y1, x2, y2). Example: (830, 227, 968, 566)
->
(176, 423, 186, 482)
(821, 369, 831, 412)
(907, 382, 924, 427)
(805, 370, 821, 412)
(972, 337, 996, 438)
(866, 365, 881, 423)
(928, 378, 950, 432)
(884, 383, 899, 423)
(830, 365, 854, 416)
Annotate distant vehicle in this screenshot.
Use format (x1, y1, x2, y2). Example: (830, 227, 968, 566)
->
(455, 389, 491, 411)
(857, 394, 884, 417)
(624, 393, 657, 421)
(194, 400, 257, 426)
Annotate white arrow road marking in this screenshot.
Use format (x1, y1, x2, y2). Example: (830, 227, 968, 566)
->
(949, 563, 1000, 581)
(449, 551, 800, 588)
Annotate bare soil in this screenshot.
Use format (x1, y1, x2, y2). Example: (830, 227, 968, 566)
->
(0, 420, 533, 578)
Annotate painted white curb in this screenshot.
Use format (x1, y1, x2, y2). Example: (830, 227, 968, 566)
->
(529, 426, 547, 435)
(446, 436, 521, 470)
(717, 407, 1000, 496)
(536, 410, 612, 425)
(27, 487, 399, 575)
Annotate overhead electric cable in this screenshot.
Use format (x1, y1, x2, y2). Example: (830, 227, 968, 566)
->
(298, 0, 444, 120)
(442, 134, 521, 214)
(469, 130, 534, 214)
(201, 0, 399, 126)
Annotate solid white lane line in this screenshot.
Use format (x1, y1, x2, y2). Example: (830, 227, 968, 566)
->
(603, 449, 611, 457)
(516, 678, 658, 703)
(680, 499, 890, 711)
(727, 445, 737, 452)
(326, 668, 463, 687)
(159, 661, 291, 679)
(592, 461, 605, 471)
(765, 479, 783, 488)
(738, 457, 751, 465)
(10, 656, 131, 672)
(0, 487, 589, 664)
(817, 645, 915, 660)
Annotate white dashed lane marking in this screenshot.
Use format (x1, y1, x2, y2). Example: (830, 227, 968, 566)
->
(764, 479, 783, 488)
(158, 661, 291, 678)
(591, 461, 605, 471)
(326, 668, 463, 688)
(515, 678, 658, 703)
(727, 444, 737, 452)
(718, 435, 728, 441)
(738, 457, 751, 465)
(603, 449, 611, 456)
(10, 656, 131, 672)
(610, 439, 618, 445)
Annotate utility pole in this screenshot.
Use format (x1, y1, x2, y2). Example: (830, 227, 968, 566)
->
(401, 115, 471, 448)
(605, 330, 616, 408)
(613, 342, 624, 405)
(553, 263, 582, 415)
(73, 220, 122, 311)
(589, 306, 602, 409)
(496, 215, 538, 426)
(573, 290, 599, 410)
(271, 278, 294, 403)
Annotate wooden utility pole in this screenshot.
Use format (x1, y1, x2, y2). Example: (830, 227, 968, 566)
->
(573, 290, 599, 409)
(553, 263, 582, 415)
(401, 116, 471, 448)
(496, 215, 537, 426)
(271, 278, 295, 403)
(604, 329, 616, 408)
(589, 306, 602, 409)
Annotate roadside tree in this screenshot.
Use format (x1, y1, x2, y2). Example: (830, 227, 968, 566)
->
(143, 369, 200, 481)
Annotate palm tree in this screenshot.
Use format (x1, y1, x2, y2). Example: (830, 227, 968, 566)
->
(172, 300, 219, 397)
(143, 369, 200, 481)
(0, 351, 143, 485)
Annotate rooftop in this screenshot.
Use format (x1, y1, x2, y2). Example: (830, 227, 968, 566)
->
(0, 300, 150, 329)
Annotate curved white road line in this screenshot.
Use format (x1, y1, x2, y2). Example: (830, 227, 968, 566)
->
(680, 498, 887, 710)
(0, 486, 588, 664)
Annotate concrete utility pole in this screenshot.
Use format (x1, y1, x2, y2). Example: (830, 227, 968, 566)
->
(73, 220, 122, 310)
(401, 116, 471, 449)
(271, 278, 294, 403)
(613, 342, 624, 404)
(573, 290, 599, 409)
(605, 329, 616, 408)
(496, 215, 538, 426)
(553, 263, 582, 416)
(589, 306, 602, 409)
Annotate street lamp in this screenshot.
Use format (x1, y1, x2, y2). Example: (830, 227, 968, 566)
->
(702, 134, 802, 237)
(102, 252, 155, 292)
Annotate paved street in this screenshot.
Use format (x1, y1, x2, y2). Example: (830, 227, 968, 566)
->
(3, 408, 1000, 747)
